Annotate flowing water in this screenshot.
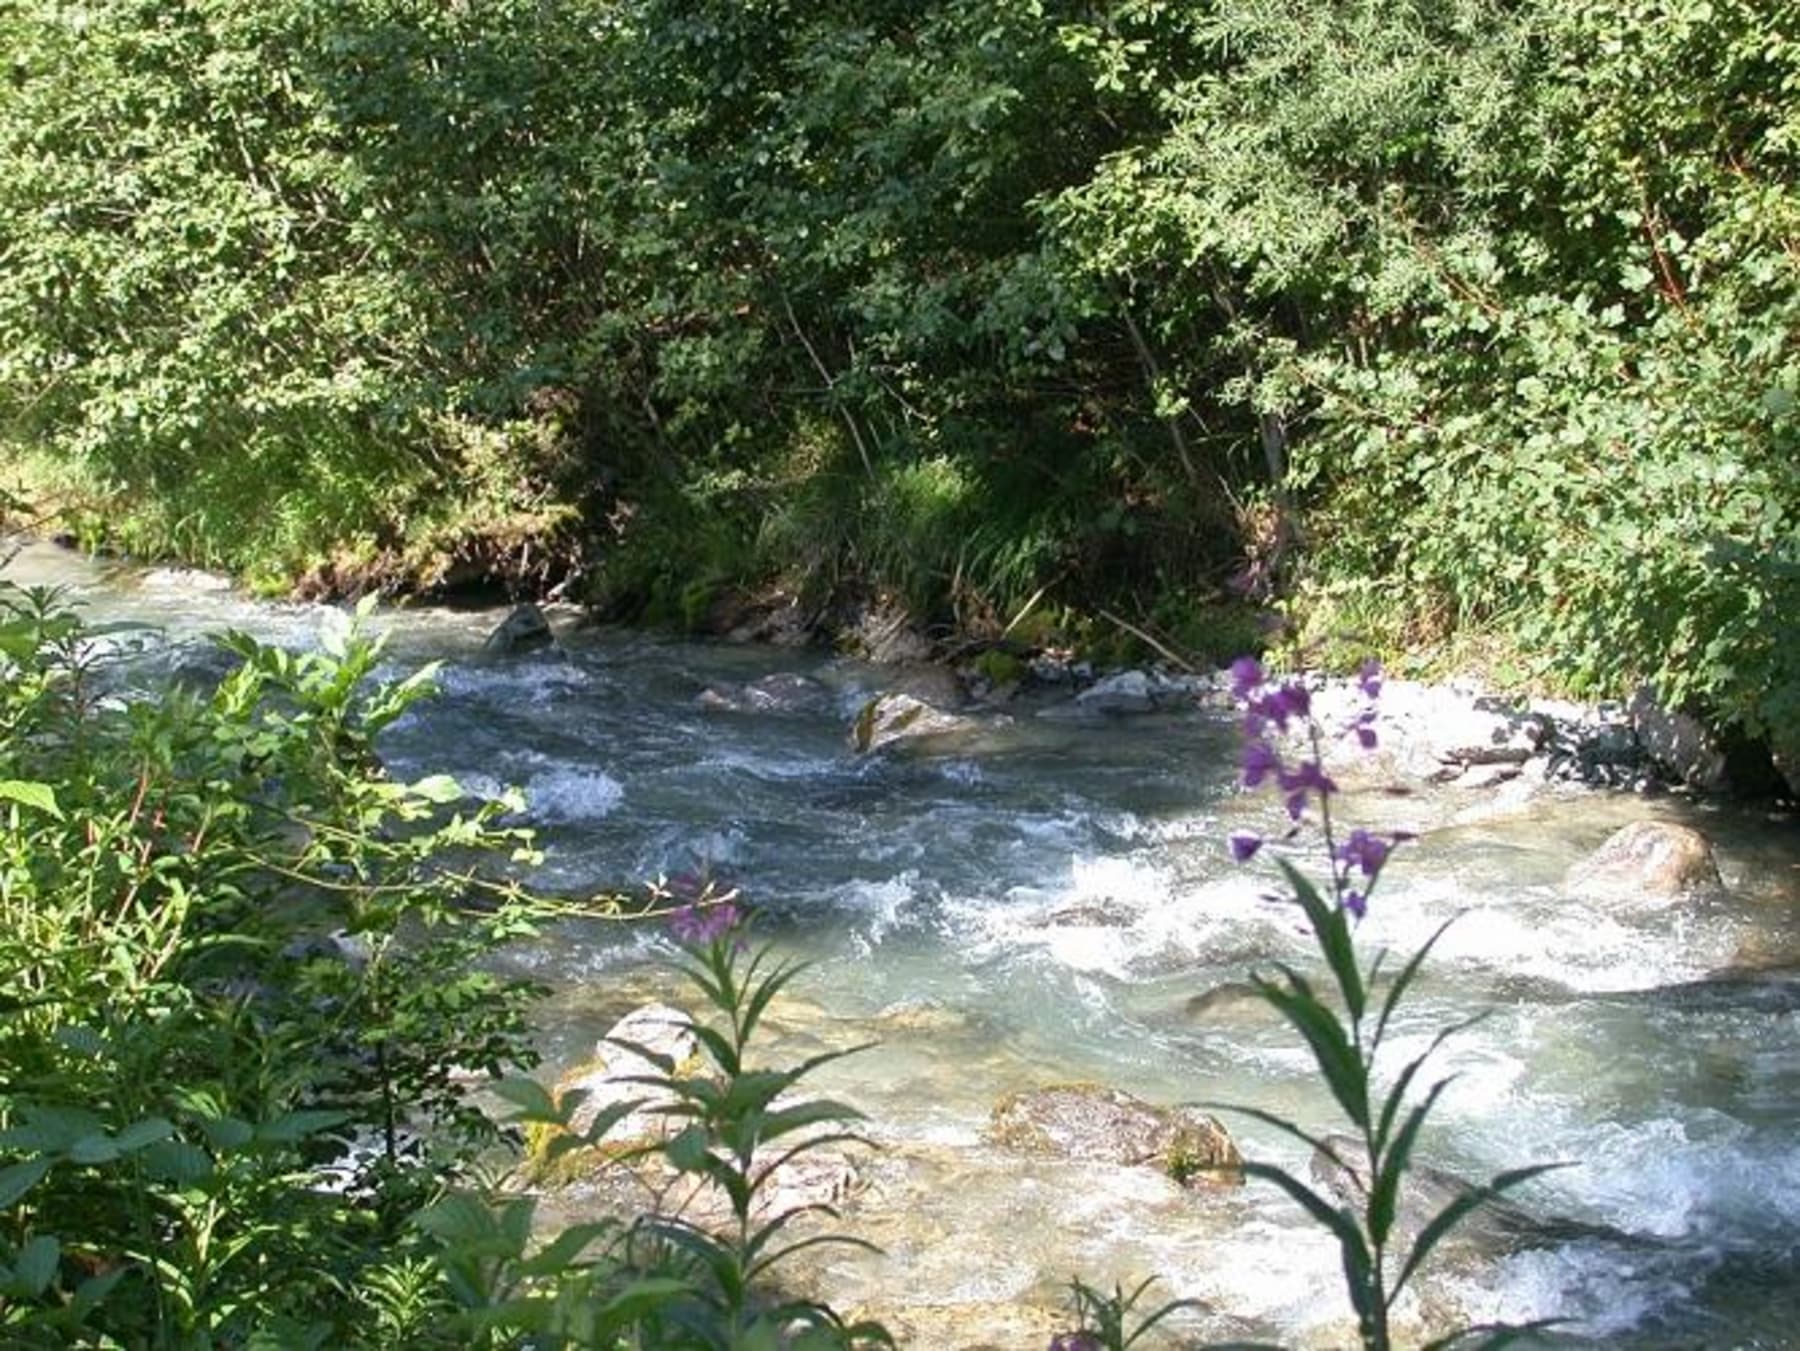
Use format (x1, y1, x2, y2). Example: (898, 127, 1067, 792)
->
(9, 541, 1799, 1348)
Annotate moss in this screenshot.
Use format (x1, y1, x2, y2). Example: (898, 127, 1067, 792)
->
(973, 648, 1026, 687)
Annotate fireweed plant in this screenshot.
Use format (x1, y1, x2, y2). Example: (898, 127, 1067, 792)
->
(1208, 658, 1562, 1351)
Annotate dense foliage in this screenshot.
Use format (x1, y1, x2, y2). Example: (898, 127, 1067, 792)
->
(1, 0, 1794, 749)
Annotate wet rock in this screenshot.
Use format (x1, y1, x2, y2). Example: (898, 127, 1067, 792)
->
(1630, 687, 1788, 797)
(484, 602, 553, 655)
(869, 999, 975, 1036)
(850, 692, 976, 753)
(1566, 820, 1722, 898)
(282, 928, 370, 971)
(638, 1144, 864, 1231)
(862, 1300, 1072, 1351)
(553, 1002, 697, 1143)
(988, 1084, 1242, 1188)
(696, 672, 830, 715)
(1076, 670, 1156, 715)
(140, 566, 233, 594)
(715, 588, 816, 646)
(1630, 688, 1729, 792)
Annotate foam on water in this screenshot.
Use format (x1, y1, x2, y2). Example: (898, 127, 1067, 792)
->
(523, 768, 626, 823)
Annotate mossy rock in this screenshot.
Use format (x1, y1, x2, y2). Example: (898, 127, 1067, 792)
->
(988, 1083, 1242, 1188)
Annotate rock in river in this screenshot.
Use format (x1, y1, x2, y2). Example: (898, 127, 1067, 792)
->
(850, 691, 977, 753)
(989, 1084, 1242, 1189)
(484, 602, 553, 655)
(1566, 820, 1722, 899)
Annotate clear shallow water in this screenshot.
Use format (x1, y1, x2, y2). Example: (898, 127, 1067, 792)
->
(9, 540, 1800, 1348)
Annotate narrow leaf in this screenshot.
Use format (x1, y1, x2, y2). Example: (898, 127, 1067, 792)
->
(1395, 1163, 1574, 1295)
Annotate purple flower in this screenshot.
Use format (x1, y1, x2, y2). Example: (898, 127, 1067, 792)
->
(1358, 658, 1384, 700)
(1229, 656, 1266, 699)
(1228, 831, 1263, 863)
(669, 901, 742, 946)
(1343, 889, 1367, 920)
(1241, 739, 1280, 789)
(1355, 724, 1379, 750)
(1336, 828, 1390, 878)
(1049, 1335, 1103, 1351)
(1277, 759, 1336, 821)
(1250, 681, 1311, 733)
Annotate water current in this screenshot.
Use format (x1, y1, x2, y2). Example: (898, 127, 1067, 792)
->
(8, 540, 1798, 1348)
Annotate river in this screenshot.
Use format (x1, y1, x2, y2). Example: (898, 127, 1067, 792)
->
(7, 539, 1797, 1348)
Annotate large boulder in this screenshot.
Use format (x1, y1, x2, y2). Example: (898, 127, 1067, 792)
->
(1630, 687, 1788, 797)
(484, 603, 553, 655)
(850, 692, 976, 753)
(1566, 820, 1722, 899)
(988, 1084, 1242, 1189)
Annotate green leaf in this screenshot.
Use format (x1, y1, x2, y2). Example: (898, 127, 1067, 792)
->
(140, 1140, 214, 1185)
(1368, 1078, 1452, 1248)
(256, 1110, 349, 1145)
(66, 1133, 122, 1166)
(0, 779, 62, 819)
(1254, 969, 1370, 1128)
(1394, 1163, 1574, 1295)
(594, 1276, 694, 1323)
(0, 1157, 53, 1209)
(1238, 1161, 1372, 1280)
(12, 1234, 59, 1296)
(1275, 859, 1365, 1023)
(1372, 916, 1459, 1054)
(515, 1221, 614, 1277)
(68, 1266, 127, 1323)
(409, 773, 464, 804)
(111, 1117, 175, 1154)
(489, 1076, 561, 1122)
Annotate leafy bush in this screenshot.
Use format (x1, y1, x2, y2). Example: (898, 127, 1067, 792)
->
(1, 587, 890, 1345)
(0, 584, 547, 1340)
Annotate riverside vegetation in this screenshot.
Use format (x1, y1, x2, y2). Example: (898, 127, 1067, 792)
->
(1, 575, 1566, 1346)
(0, 0, 1795, 770)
